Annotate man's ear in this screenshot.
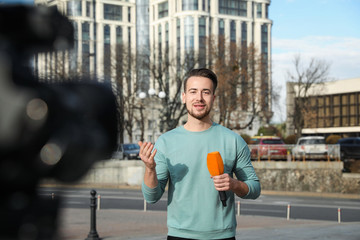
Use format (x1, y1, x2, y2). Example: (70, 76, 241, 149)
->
(182, 92, 185, 104)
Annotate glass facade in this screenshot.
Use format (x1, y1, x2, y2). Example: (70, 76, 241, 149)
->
(104, 4, 122, 21)
(182, 0, 198, 10)
(219, 0, 247, 17)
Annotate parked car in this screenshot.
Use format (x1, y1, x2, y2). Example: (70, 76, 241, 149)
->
(292, 136, 328, 160)
(112, 143, 140, 160)
(249, 137, 288, 160)
(337, 137, 360, 160)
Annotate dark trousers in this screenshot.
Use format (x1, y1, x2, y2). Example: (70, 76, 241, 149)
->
(167, 236, 235, 240)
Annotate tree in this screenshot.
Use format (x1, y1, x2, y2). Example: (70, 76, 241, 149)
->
(147, 49, 198, 132)
(287, 54, 331, 140)
(208, 35, 273, 130)
(109, 42, 139, 144)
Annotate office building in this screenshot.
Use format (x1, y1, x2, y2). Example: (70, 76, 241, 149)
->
(286, 78, 360, 137)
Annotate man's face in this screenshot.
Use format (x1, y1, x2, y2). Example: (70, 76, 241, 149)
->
(182, 76, 216, 121)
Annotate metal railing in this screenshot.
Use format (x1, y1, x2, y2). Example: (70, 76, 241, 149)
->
(248, 144, 341, 162)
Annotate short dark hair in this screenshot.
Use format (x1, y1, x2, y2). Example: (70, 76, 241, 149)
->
(184, 68, 218, 94)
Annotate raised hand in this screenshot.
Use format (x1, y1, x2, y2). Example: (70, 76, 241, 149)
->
(138, 141, 157, 170)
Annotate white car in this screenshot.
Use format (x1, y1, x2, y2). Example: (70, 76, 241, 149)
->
(292, 136, 328, 159)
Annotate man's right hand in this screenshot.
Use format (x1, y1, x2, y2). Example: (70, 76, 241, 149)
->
(138, 141, 157, 170)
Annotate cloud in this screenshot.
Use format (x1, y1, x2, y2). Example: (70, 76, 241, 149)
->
(271, 36, 360, 123)
(273, 36, 360, 81)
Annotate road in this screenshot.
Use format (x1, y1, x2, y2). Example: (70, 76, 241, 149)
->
(38, 187, 360, 222)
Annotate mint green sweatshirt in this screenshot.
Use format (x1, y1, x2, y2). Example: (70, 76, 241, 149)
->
(142, 123, 260, 239)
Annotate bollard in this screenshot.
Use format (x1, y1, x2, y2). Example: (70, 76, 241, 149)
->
(86, 190, 100, 240)
(338, 208, 341, 223)
(237, 201, 240, 216)
(287, 204, 290, 220)
(51, 193, 54, 200)
(144, 199, 147, 212)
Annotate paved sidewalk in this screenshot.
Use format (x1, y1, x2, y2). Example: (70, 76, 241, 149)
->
(57, 208, 360, 240)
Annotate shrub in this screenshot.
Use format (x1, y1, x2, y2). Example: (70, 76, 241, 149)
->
(284, 134, 296, 144)
(326, 134, 341, 144)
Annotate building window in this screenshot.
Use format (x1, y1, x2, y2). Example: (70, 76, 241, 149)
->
(158, 24, 162, 63)
(183, 0, 198, 11)
(70, 21, 78, 75)
(165, 22, 169, 50)
(241, 21, 247, 45)
(116, 26, 123, 44)
(230, 20, 236, 43)
(265, 4, 269, 18)
(219, 0, 247, 17)
(128, 7, 131, 22)
(261, 24, 268, 55)
(86, 1, 91, 17)
(199, 16, 206, 67)
(158, 1, 168, 18)
(230, 20, 236, 60)
(184, 16, 194, 50)
(104, 25, 111, 81)
(82, 22, 90, 41)
(218, 19, 224, 36)
(257, 3, 262, 18)
(104, 4, 122, 21)
(176, 18, 181, 72)
(82, 42, 90, 75)
(67, 0, 82, 16)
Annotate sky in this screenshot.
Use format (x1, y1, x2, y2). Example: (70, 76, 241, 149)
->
(270, 0, 360, 123)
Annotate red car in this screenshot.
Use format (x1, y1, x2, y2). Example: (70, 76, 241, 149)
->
(249, 137, 288, 160)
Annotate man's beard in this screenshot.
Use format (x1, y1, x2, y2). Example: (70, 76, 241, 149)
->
(186, 103, 212, 120)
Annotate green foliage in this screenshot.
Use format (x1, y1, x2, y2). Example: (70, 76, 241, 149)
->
(284, 134, 296, 144)
(257, 125, 279, 137)
(241, 134, 251, 144)
(326, 134, 341, 144)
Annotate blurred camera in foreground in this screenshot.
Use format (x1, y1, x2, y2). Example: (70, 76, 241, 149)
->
(0, 5, 118, 239)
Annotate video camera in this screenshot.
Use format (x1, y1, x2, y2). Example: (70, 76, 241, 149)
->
(0, 5, 118, 239)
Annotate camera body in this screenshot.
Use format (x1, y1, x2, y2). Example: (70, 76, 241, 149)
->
(0, 5, 118, 239)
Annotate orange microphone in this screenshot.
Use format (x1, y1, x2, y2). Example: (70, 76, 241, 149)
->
(207, 151, 227, 207)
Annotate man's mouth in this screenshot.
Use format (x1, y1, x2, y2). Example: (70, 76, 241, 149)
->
(194, 104, 205, 110)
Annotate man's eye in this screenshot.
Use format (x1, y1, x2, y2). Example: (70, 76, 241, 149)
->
(203, 91, 210, 95)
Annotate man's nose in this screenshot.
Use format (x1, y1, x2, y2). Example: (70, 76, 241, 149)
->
(196, 92, 204, 101)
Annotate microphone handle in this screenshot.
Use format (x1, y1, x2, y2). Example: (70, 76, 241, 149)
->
(219, 191, 227, 207)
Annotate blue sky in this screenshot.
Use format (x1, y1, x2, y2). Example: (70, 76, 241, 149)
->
(270, 0, 360, 122)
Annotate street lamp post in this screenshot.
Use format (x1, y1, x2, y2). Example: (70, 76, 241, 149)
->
(139, 88, 166, 142)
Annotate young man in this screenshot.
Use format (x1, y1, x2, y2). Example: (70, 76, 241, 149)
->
(139, 68, 260, 240)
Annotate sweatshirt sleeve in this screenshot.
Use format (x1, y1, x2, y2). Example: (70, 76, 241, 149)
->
(141, 148, 169, 203)
(234, 141, 261, 200)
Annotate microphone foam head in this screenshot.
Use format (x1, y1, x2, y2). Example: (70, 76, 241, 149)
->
(207, 151, 224, 176)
